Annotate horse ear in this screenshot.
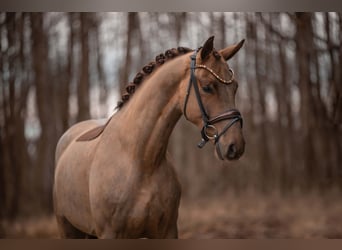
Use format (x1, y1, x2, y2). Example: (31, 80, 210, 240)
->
(220, 39, 245, 61)
(201, 36, 215, 60)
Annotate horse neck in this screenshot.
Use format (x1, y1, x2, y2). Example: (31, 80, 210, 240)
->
(107, 55, 189, 170)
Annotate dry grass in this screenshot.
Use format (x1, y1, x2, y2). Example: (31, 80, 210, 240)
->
(2, 191, 342, 238)
(178, 191, 342, 238)
(2, 215, 59, 238)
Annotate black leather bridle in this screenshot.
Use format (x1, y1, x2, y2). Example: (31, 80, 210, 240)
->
(183, 49, 243, 160)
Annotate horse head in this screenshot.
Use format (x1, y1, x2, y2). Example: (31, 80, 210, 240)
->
(181, 36, 245, 161)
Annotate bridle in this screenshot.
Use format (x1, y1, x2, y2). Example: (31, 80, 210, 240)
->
(183, 49, 243, 160)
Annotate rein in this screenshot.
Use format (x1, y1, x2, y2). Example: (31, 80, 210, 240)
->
(183, 49, 243, 160)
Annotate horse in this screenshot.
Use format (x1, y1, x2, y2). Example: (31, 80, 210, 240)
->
(53, 36, 245, 238)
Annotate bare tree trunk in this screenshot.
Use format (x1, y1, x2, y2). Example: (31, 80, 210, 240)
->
(0, 16, 7, 218)
(58, 13, 74, 131)
(4, 13, 20, 219)
(94, 17, 108, 114)
(0, 90, 6, 223)
(77, 13, 91, 121)
(249, 14, 271, 191)
(173, 12, 187, 45)
(337, 13, 342, 125)
(120, 12, 138, 91)
(218, 13, 226, 49)
(335, 13, 342, 188)
(277, 38, 295, 192)
(31, 12, 56, 213)
(294, 12, 317, 190)
(0, 13, 32, 218)
(312, 13, 333, 188)
(15, 13, 32, 215)
(325, 13, 342, 188)
(267, 13, 294, 192)
(244, 14, 256, 128)
(325, 13, 340, 124)
(3, 13, 23, 219)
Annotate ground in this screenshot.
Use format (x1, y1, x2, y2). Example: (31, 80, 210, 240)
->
(2, 191, 342, 238)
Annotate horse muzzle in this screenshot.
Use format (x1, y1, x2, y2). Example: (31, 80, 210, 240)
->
(221, 138, 245, 161)
(197, 109, 244, 160)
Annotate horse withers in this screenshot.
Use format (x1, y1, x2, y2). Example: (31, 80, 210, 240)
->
(53, 36, 245, 238)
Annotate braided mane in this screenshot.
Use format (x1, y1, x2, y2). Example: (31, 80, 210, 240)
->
(116, 47, 193, 110)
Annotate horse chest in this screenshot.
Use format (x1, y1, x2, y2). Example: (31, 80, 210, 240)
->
(125, 172, 181, 237)
(89, 162, 181, 238)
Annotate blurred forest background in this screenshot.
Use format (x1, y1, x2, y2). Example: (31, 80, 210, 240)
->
(0, 12, 342, 238)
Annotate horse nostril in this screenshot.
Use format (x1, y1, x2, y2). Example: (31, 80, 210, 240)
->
(227, 143, 237, 159)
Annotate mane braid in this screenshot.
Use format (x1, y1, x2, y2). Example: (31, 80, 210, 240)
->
(116, 47, 193, 110)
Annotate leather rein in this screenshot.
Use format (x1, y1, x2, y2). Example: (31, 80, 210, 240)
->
(183, 49, 243, 160)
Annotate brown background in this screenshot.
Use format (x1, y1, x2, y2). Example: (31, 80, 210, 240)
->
(1, 12, 342, 239)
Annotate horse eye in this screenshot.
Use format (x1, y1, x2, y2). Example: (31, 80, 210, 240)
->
(202, 85, 213, 93)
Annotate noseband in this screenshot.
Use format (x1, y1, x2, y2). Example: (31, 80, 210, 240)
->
(183, 49, 243, 160)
